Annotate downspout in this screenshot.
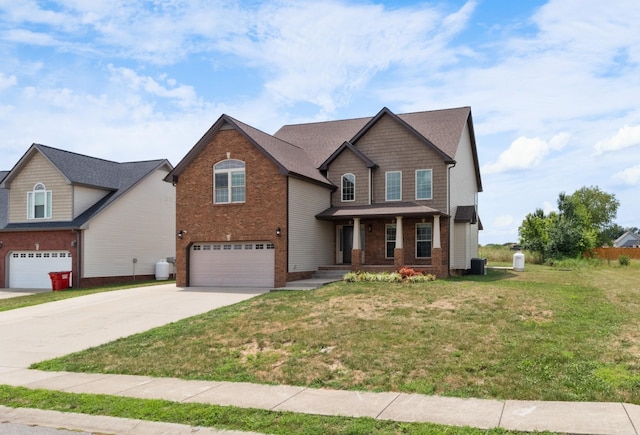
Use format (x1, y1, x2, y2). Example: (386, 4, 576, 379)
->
(368, 167, 372, 205)
(447, 162, 456, 274)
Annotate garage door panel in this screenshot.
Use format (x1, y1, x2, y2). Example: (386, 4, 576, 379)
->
(9, 251, 73, 289)
(190, 242, 274, 287)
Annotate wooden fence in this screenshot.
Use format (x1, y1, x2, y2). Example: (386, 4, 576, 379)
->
(587, 247, 640, 260)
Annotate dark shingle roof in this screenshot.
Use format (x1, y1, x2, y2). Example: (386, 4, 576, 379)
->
(166, 115, 332, 187)
(275, 107, 472, 167)
(168, 106, 481, 192)
(0, 145, 171, 231)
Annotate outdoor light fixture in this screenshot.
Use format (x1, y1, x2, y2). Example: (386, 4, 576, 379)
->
(368, 224, 372, 232)
(276, 227, 281, 237)
(177, 230, 187, 239)
(0, 241, 3, 249)
(71, 240, 77, 247)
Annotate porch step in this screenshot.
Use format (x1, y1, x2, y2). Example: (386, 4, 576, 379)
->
(313, 269, 349, 279)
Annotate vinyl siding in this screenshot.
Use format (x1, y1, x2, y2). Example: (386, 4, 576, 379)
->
(82, 167, 175, 278)
(288, 177, 333, 273)
(8, 153, 72, 223)
(449, 122, 479, 269)
(73, 185, 110, 219)
(354, 115, 448, 210)
(452, 222, 470, 269)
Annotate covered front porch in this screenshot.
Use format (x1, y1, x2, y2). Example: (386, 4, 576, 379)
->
(316, 202, 449, 278)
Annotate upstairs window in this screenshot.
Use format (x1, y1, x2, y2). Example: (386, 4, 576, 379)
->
(341, 173, 355, 202)
(386, 171, 402, 201)
(416, 169, 432, 200)
(214, 160, 245, 204)
(27, 183, 52, 219)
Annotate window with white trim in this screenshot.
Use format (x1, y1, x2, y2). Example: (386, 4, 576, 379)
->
(341, 173, 355, 202)
(415, 169, 432, 200)
(416, 223, 432, 258)
(214, 160, 245, 204)
(27, 183, 52, 219)
(385, 224, 396, 258)
(385, 171, 401, 201)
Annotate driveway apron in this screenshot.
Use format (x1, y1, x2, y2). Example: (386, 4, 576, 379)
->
(0, 284, 267, 368)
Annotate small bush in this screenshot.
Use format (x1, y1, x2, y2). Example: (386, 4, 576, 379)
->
(619, 255, 631, 266)
(343, 269, 434, 283)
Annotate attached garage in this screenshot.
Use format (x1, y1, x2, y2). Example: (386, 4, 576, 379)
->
(190, 242, 275, 287)
(8, 251, 73, 289)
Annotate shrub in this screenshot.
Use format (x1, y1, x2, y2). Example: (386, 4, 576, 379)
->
(619, 255, 631, 266)
(343, 269, 434, 283)
(398, 266, 420, 278)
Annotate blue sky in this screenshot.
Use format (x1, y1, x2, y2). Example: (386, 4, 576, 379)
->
(1, 0, 638, 244)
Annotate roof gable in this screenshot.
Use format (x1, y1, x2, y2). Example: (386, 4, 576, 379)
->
(319, 141, 378, 171)
(165, 114, 332, 187)
(350, 107, 456, 163)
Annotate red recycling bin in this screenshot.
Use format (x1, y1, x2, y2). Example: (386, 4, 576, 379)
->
(49, 271, 71, 291)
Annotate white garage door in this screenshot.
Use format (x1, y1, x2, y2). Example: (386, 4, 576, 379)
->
(190, 242, 275, 287)
(9, 251, 73, 289)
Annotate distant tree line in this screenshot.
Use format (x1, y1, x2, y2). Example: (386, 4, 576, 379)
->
(518, 186, 622, 261)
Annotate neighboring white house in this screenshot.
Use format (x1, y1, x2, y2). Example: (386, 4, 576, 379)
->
(0, 144, 175, 288)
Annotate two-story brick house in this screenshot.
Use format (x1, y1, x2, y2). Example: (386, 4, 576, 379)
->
(0, 144, 176, 289)
(166, 106, 482, 288)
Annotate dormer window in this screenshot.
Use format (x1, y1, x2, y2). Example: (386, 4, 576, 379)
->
(214, 160, 245, 204)
(341, 173, 355, 202)
(28, 183, 52, 219)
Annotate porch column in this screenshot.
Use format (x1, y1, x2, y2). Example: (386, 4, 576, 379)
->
(433, 215, 441, 249)
(351, 217, 362, 271)
(432, 214, 444, 278)
(394, 216, 404, 269)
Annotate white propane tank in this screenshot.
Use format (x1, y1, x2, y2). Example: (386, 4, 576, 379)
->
(155, 259, 170, 280)
(513, 251, 525, 272)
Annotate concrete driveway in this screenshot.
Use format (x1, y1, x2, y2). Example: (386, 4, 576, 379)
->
(0, 284, 268, 369)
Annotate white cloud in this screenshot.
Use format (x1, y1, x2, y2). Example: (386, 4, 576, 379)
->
(0, 73, 17, 91)
(595, 125, 640, 154)
(614, 164, 640, 186)
(482, 132, 570, 174)
(493, 215, 514, 228)
(107, 65, 200, 108)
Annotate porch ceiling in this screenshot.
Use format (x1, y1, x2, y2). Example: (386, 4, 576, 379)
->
(316, 201, 447, 221)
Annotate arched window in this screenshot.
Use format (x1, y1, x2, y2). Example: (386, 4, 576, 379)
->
(27, 183, 52, 219)
(214, 160, 245, 204)
(341, 173, 355, 202)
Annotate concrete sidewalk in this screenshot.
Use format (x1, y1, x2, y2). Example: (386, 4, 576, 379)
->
(2, 367, 640, 434)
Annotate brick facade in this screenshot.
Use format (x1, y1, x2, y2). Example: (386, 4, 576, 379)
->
(0, 230, 79, 288)
(174, 129, 288, 287)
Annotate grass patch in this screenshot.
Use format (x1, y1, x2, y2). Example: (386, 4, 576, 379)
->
(32, 264, 640, 404)
(0, 280, 174, 312)
(0, 385, 534, 434)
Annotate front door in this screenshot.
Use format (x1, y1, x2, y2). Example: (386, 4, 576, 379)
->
(342, 226, 353, 264)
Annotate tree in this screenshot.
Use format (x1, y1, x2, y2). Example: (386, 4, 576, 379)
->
(518, 186, 619, 259)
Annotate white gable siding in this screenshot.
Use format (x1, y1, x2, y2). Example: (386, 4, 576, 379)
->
(288, 177, 333, 273)
(73, 185, 110, 219)
(449, 122, 480, 268)
(82, 167, 175, 278)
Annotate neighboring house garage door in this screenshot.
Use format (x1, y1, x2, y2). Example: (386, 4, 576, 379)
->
(9, 251, 73, 289)
(190, 242, 275, 287)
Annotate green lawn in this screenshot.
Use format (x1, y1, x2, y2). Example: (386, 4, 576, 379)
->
(33, 262, 640, 404)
